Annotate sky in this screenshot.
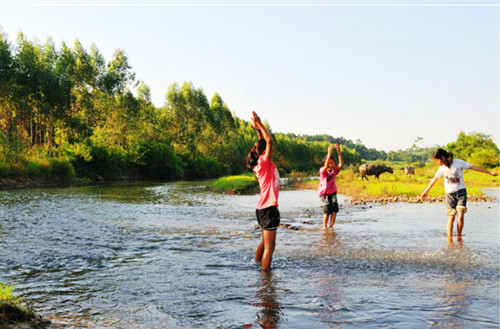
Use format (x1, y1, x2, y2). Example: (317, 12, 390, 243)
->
(0, 0, 499, 152)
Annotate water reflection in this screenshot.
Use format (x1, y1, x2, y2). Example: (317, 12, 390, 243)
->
(253, 270, 283, 329)
(316, 274, 344, 328)
(433, 240, 470, 328)
(320, 230, 342, 250)
(435, 275, 470, 328)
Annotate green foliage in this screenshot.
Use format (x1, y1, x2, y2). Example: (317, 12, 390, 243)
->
(0, 155, 74, 179)
(134, 141, 183, 179)
(447, 132, 499, 168)
(274, 135, 362, 174)
(85, 145, 127, 179)
(0, 282, 30, 313)
(287, 134, 387, 161)
(0, 282, 20, 305)
(386, 136, 435, 166)
(1, 30, 497, 185)
(179, 152, 223, 179)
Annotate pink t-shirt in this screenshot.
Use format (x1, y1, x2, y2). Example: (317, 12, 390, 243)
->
(317, 167, 339, 195)
(253, 154, 280, 210)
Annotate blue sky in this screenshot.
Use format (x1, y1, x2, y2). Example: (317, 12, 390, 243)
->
(0, 1, 498, 151)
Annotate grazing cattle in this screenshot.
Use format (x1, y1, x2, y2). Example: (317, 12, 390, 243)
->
(359, 164, 393, 181)
(404, 166, 415, 178)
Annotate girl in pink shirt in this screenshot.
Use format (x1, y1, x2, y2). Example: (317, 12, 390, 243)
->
(246, 111, 280, 270)
(318, 144, 343, 230)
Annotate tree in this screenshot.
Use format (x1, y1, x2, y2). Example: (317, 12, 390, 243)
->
(164, 82, 211, 155)
(99, 49, 135, 96)
(447, 132, 499, 168)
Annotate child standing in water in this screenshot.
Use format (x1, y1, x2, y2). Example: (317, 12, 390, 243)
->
(246, 111, 280, 270)
(318, 144, 343, 230)
(421, 148, 498, 239)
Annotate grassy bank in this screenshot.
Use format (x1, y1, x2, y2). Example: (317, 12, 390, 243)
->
(210, 174, 258, 194)
(297, 165, 499, 202)
(0, 156, 75, 180)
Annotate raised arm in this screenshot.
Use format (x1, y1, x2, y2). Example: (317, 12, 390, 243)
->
(251, 123, 264, 140)
(469, 165, 498, 177)
(335, 144, 344, 170)
(321, 144, 333, 172)
(252, 111, 273, 159)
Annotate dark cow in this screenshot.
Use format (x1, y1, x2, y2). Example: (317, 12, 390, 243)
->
(404, 165, 415, 178)
(359, 164, 393, 181)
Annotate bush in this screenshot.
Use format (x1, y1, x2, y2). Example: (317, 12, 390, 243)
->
(180, 152, 223, 179)
(50, 158, 75, 178)
(134, 141, 183, 179)
(0, 156, 75, 180)
(71, 145, 127, 179)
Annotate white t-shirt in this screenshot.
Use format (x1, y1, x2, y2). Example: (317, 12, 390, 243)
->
(434, 159, 472, 194)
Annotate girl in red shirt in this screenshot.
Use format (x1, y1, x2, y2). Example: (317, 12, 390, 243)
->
(246, 111, 280, 270)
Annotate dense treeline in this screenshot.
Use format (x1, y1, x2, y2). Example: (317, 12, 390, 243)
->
(0, 31, 498, 183)
(0, 31, 365, 181)
(287, 134, 387, 161)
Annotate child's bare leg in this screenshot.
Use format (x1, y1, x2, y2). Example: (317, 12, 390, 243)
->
(261, 229, 276, 270)
(456, 209, 465, 237)
(329, 213, 337, 229)
(447, 214, 456, 237)
(255, 236, 265, 262)
(322, 214, 329, 230)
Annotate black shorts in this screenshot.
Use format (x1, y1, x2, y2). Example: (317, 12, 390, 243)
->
(445, 188, 467, 213)
(320, 193, 339, 215)
(256, 206, 280, 230)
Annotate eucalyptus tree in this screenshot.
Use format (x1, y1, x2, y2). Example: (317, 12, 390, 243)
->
(164, 82, 211, 155)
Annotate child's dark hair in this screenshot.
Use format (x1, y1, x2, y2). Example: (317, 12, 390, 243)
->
(432, 148, 454, 167)
(246, 139, 267, 170)
(323, 155, 335, 163)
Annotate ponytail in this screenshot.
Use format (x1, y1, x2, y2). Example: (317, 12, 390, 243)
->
(246, 139, 267, 170)
(432, 148, 454, 167)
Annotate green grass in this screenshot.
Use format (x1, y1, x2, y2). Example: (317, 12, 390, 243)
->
(0, 282, 25, 309)
(298, 164, 499, 199)
(0, 155, 75, 179)
(210, 174, 258, 193)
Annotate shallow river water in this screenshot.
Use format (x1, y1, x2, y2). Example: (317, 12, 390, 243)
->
(0, 181, 498, 328)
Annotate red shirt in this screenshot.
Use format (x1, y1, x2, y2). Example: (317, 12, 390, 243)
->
(253, 154, 280, 210)
(317, 167, 339, 195)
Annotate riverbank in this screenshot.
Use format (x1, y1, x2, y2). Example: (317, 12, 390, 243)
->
(0, 177, 85, 190)
(294, 167, 499, 204)
(0, 281, 51, 329)
(0, 305, 51, 329)
(2, 171, 498, 205)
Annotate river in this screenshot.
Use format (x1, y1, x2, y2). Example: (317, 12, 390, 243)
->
(0, 181, 498, 328)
